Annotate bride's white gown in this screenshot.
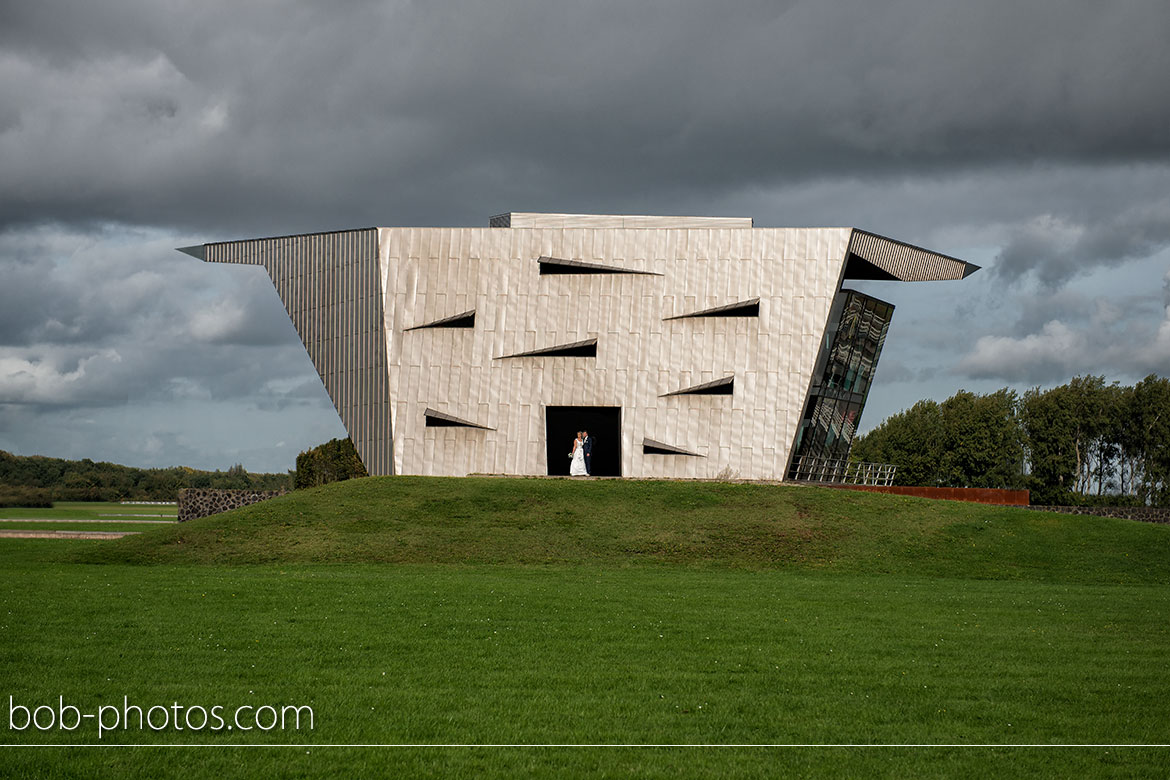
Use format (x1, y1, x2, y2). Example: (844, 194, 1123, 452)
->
(570, 439, 588, 476)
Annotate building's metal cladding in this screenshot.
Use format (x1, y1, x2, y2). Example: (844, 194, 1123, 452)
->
(204, 229, 392, 476)
(194, 214, 977, 479)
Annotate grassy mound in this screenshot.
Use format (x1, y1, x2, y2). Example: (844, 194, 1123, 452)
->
(80, 476, 1170, 583)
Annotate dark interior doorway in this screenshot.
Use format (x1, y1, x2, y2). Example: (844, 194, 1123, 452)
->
(545, 406, 622, 476)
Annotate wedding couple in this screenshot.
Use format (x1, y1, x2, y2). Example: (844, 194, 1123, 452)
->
(569, 430, 593, 477)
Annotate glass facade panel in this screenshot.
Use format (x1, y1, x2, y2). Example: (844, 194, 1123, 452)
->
(788, 289, 893, 477)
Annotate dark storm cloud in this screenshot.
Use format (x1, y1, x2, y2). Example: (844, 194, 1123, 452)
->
(0, 227, 182, 347)
(955, 266, 1170, 383)
(0, 226, 319, 408)
(4, 0, 1170, 467)
(993, 198, 1170, 287)
(0, 227, 293, 349)
(1, 0, 1168, 235)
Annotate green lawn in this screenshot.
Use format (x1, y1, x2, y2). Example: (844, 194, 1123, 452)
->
(80, 477, 1170, 585)
(2, 478, 1169, 777)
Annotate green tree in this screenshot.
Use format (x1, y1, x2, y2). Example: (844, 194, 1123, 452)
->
(295, 438, 368, 489)
(1065, 376, 1110, 494)
(1130, 374, 1170, 504)
(1021, 384, 1077, 503)
(851, 399, 945, 486)
(857, 375, 1170, 505)
(1091, 383, 1125, 496)
(854, 390, 1024, 489)
(1021, 376, 1120, 503)
(938, 389, 1025, 489)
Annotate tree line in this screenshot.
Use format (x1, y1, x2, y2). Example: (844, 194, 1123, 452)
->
(0, 450, 292, 503)
(0, 437, 372, 506)
(851, 375, 1170, 505)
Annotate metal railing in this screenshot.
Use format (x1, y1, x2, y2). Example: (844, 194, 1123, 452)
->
(788, 456, 897, 486)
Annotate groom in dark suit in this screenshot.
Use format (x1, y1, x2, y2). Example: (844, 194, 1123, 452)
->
(582, 430, 593, 476)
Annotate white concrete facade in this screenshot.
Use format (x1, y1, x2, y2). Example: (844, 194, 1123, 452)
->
(191, 214, 976, 479)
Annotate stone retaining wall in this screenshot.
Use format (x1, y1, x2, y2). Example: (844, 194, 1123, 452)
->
(178, 489, 287, 522)
(824, 484, 1030, 506)
(1027, 505, 1170, 524)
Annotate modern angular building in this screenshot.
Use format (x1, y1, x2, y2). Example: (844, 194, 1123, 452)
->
(180, 213, 977, 480)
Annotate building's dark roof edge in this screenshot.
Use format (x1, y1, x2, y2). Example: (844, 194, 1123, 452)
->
(848, 227, 980, 280)
(849, 228, 969, 267)
(201, 227, 380, 248)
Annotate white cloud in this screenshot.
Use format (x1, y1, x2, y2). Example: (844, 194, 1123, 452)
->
(0, 348, 123, 405)
(957, 321, 1086, 382)
(1133, 272, 1170, 372)
(954, 259, 1170, 384)
(993, 198, 1170, 287)
(188, 298, 248, 344)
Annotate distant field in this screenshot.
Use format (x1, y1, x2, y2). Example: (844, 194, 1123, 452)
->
(0, 501, 176, 538)
(3, 478, 1169, 777)
(0, 501, 177, 521)
(0, 521, 155, 533)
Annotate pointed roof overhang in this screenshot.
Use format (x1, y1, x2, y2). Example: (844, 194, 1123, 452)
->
(844, 229, 979, 281)
(178, 228, 378, 265)
(176, 245, 206, 260)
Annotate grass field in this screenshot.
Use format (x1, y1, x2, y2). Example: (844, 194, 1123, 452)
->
(2, 478, 1168, 777)
(79, 477, 1170, 584)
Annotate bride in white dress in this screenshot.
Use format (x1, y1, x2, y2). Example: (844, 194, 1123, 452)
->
(569, 431, 588, 476)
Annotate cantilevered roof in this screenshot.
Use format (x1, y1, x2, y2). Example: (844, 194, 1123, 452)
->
(844, 229, 980, 281)
(178, 220, 978, 283)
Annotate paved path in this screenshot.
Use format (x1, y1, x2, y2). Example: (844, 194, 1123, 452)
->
(98, 512, 171, 519)
(99, 513, 174, 518)
(0, 530, 141, 540)
(95, 512, 174, 519)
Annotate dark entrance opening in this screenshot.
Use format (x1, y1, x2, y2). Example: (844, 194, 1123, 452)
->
(545, 406, 622, 476)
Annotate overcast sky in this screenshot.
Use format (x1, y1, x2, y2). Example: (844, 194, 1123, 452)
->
(2, 0, 1169, 472)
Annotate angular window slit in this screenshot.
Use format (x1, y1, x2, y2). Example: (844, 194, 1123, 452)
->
(642, 438, 701, 456)
(404, 310, 476, 331)
(497, 338, 598, 359)
(662, 376, 734, 397)
(424, 408, 494, 429)
(665, 298, 760, 320)
(538, 256, 660, 276)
